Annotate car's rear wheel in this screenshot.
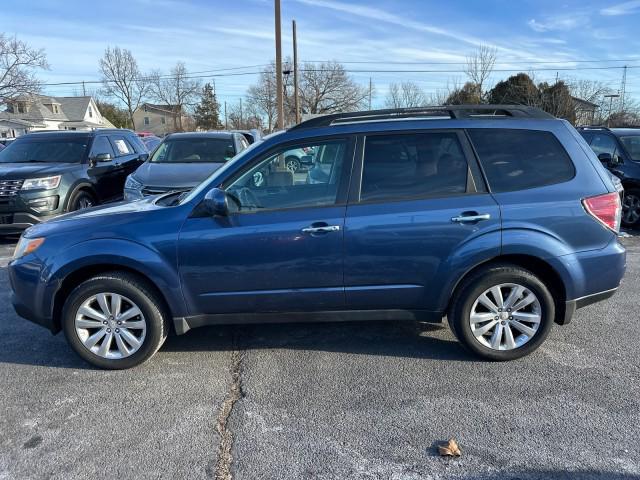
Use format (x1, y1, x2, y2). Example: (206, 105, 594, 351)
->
(448, 264, 555, 361)
(622, 189, 640, 228)
(68, 190, 95, 211)
(62, 272, 169, 369)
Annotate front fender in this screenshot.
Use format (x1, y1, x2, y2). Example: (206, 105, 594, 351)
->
(38, 238, 187, 322)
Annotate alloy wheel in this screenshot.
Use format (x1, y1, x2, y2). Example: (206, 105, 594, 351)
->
(74, 293, 147, 359)
(78, 197, 94, 209)
(622, 194, 640, 225)
(469, 283, 542, 351)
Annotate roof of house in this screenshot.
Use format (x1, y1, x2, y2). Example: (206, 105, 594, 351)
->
(572, 96, 599, 109)
(138, 103, 182, 115)
(0, 95, 112, 127)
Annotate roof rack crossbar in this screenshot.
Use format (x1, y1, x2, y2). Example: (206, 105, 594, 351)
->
(289, 105, 554, 130)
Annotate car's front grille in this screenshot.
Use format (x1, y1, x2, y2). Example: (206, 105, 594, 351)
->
(0, 180, 24, 198)
(0, 214, 13, 225)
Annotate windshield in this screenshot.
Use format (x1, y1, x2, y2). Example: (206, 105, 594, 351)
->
(150, 138, 235, 164)
(619, 135, 640, 162)
(0, 137, 89, 163)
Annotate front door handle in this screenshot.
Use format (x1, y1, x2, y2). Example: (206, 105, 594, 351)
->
(301, 224, 341, 234)
(451, 213, 491, 223)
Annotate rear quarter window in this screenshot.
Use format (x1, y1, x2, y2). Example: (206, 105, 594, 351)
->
(468, 129, 575, 193)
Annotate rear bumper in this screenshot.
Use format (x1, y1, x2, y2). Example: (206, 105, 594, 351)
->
(561, 287, 618, 325)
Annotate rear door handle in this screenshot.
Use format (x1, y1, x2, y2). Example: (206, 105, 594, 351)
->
(451, 213, 491, 223)
(301, 225, 341, 234)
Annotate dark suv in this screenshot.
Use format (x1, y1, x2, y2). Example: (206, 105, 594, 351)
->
(0, 130, 148, 234)
(578, 127, 640, 227)
(9, 106, 626, 369)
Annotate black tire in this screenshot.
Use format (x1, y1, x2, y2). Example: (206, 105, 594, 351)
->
(62, 272, 170, 369)
(448, 263, 555, 361)
(621, 188, 640, 228)
(285, 156, 300, 173)
(67, 190, 96, 212)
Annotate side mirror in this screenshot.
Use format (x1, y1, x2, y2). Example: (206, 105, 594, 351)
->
(300, 155, 314, 165)
(597, 152, 613, 166)
(201, 188, 238, 216)
(90, 152, 112, 167)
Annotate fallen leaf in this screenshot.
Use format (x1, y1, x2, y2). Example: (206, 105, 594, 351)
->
(438, 438, 461, 457)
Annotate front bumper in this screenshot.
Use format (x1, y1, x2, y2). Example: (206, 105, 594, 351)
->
(0, 192, 62, 234)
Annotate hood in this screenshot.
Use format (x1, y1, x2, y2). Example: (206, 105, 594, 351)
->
(0, 162, 80, 179)
(26, 196, 166, 238)
(133, 161, 225, 188)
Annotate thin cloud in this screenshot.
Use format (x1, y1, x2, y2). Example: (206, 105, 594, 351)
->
(601, 0, 640, 16)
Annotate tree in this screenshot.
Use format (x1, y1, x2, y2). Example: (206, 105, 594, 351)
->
(0, 33, 49, 104)
(488, 73, 539, 105)
(149, 62, 202, 131)
(95, 99, 130, 128)
(299, 61, 369, 115)
(246, 65, 278, 132)
(446, 82, 482, 105)
(538, 80, 575, 123)
(465, 45, 497, 99)
(99, 46, 148, 130)
(384, 81, 427, 108)
(193, 83, 222, 130)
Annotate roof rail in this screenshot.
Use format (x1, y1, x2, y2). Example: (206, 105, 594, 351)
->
(289, 105, 554, 130)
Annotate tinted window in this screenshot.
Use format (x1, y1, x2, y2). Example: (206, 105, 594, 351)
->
(579, 131, 594, 144)
(226, 139, 347, 211)
(468, 129, 574, 192)
(90, 136, 115, 158)
(0, 137, 89, 164)
(361, 132, 468, 202)
(150, 138, 235, 163)
(590, 134, 618, 157)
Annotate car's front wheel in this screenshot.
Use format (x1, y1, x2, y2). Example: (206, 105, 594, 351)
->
(62, 272, 170, 369)
(622, 189, 640, 228)
(448, 264, 555, 361)
(285, 156, 301, 173)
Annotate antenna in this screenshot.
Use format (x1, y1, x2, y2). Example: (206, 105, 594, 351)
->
(620, 65, 627, 112)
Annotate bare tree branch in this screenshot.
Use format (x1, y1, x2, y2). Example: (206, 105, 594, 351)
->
(0, 33, 49, 104)
(464, 45, 497, 98)
(148, 62, 201, 131)
(384, 81, 427, 108)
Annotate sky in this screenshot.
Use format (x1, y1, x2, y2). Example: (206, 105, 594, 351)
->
(3, 0, 640, 108)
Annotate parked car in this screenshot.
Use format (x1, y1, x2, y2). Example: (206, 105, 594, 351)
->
(9, 106, 625, 369)
(0, 130, 147, 235)
(578, 127, 640, 227)
(124, 132, 249, 200)
(140, 135, 162, 152)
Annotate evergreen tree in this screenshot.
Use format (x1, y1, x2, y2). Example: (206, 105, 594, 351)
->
(194, 83, 222, 130)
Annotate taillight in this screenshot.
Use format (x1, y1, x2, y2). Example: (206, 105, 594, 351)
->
(582, 192, 621, 233)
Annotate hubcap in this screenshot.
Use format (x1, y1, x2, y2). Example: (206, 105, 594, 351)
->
(78, 197, 93, 209)
(622, 194, 640, 225)
(74, 293, 146, 359)
(286, 160, 298, 172)
(469, 283, 542, 351)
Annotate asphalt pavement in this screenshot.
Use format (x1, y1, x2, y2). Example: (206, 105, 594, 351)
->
(0, 234, 639, 480)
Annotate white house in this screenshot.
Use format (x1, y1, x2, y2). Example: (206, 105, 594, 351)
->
(0, 95, 115, 139)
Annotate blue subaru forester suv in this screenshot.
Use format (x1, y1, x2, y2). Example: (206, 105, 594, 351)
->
(9, 106, 626, 369)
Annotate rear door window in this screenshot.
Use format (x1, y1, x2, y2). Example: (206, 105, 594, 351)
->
(109, 135, 134, 157)
(468, 129, 575, 193)
(360, 132, 470, 202)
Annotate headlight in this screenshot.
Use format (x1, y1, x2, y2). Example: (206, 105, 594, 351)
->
(21, 176, 61, 190)
(13, 237, 45, 259)
(125, 175, 143, 190)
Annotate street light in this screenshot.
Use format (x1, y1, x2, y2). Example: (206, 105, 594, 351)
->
(604, 94, 620, 127)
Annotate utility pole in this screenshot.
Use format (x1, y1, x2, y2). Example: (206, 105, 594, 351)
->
(224, 101, 228, 129)
(275, 0, 284, 130)
(604, 94, 620, 127)
(368, 77, 372, 110)
(620, 65, 628, 112)
(82, 81, 86, 96)
(292, 19, 300, 124)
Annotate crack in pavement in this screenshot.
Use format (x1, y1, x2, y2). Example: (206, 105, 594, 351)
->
(214, 340, 244, 480)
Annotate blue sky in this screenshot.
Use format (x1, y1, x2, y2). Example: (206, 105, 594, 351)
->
(4, 0, 640, 107)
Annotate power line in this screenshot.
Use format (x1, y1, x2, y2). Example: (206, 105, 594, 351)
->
(303, 58, 640, 66)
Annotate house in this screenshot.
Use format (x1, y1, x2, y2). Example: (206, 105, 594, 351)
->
(133, 103, 190, 136)
(0, 95, 115, 138)
(573, 97, 599, 126)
